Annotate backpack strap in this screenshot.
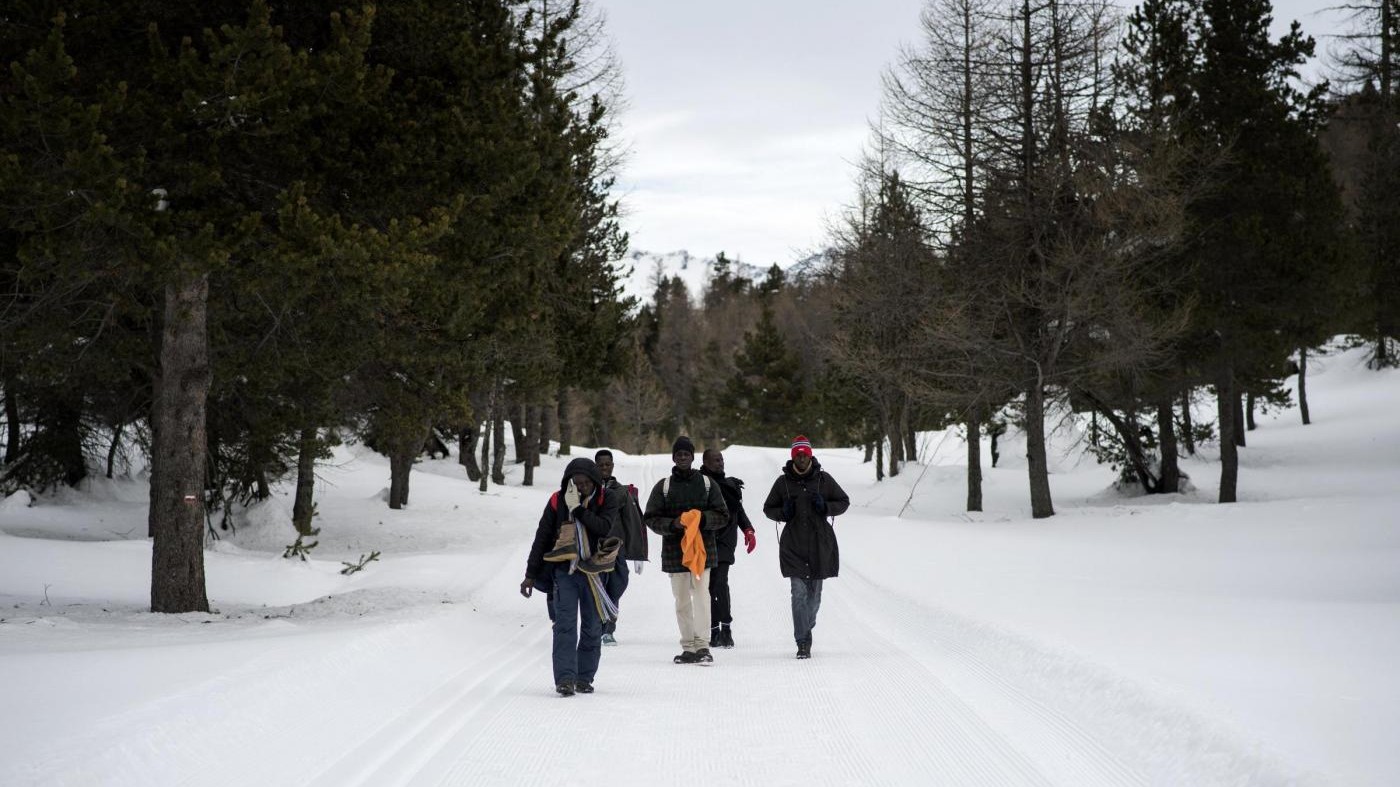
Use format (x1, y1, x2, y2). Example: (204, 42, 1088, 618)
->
(662, 474, 710, 504)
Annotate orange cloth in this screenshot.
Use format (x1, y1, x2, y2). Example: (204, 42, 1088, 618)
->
(679, 509, 706, 578)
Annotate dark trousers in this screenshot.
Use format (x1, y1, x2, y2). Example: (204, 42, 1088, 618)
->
(790, 577, 823, 646)
(709, 562, 733, 627)
(551, 569, 602, 685)
(602, 558, 629, 634)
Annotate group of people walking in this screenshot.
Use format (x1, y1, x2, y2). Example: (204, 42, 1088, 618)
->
(520, 434, 849, 696)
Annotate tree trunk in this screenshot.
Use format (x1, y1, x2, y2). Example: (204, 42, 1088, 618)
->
(541, 398, 557, 458)
(1298, 346, 1311, 425)
(966, 407, 983, 512)
(534, 405, 546, 466)
(106, 421, 125, 479)
(511, 402, 528, 464)
(1217, 365, 1238, 504)
(1024, 384, 1055, 518)
(292, 427, 318, 535)
(1180, 387, 1195, 455)
(458, 424, 482, 482)
(3, 377, 19, 465)
(990, 422, 1003, 468)
(388, 451, 412, 509)
(863, 441, 873, 463)
(491, 412, 506, 485)
(556, 388, 573, 456)
(875, 437, 885, 481)
(523, 405, 539, 487)
(1378, 335, 1392, 369)
(1245, 391, 1257, 432)
(1156, 398, 1180, 494)
(149, 273, 212, 614)
(1090, 410, 1099, 448)
(1233, 392, 1247, 446)
(478, 417, 491, 493)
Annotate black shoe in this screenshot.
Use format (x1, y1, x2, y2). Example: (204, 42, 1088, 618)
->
(709, 627, 721, 647)
(574, 680, 594, 694)
(674, 651, 699, 664)
(556, 681, 576, 696)
(720, 626, 734, 648)
(796, 642, 811, 659)
(696, 648, 714, 664)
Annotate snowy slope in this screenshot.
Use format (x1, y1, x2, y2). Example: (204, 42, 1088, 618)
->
(1, 343, 1398, 786)
(616, 248, 770, 306)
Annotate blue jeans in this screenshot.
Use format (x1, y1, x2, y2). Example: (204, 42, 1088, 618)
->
(551, 569, 602, 685)
(790, 577, 823, 646)
(602, 558, 629, 634)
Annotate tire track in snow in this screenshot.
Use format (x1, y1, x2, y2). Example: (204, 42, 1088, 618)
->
(305, 623, 548, 787)
(832, 568, 1142, 786)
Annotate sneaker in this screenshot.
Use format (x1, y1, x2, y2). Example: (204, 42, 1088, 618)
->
(796, 642, 811, 660)
(556, 681, 576, 696)
(720, 626, 734, 648)
(574, 680, 594, 694)
(696, 648, 714, 664)
(709, 627, 721, 648)
(601, 632, 617, 646)
(673, 651, 699, 665)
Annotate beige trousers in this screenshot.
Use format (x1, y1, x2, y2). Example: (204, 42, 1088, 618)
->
(670, 568, 712, 652)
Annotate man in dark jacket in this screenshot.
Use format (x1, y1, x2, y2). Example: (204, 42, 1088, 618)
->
(700, 447, 756, 648)
(644, 435, 728, 665)
(520, 457, 622, 695)
(762, 435, 850, 660)
(594, 448, 647, 645)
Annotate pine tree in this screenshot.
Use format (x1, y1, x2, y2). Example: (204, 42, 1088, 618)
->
(723, 302, 805, 446)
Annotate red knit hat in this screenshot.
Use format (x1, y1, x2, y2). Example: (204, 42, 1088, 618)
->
(790, 435, 813, 458)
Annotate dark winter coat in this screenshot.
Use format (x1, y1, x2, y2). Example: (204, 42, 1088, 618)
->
(602, 477, 648, 562)
(700, 467, 754, 564)
(524, 458, 623, 595)
(643, 467, 728, 573)
(762, 458, 850, 580)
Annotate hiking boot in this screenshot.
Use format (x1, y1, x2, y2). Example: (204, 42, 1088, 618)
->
(696, 648, 714, 664)
(574, 680, 594, 694)
(673, 651, 699, 665)
(720, 625, 734, 648)
(543, 523, 578, 562)
(709, 627, 721, 648)
(796, 642, 811, 660)
(601, 632, 617, 646)
(577, 537, 622, 574)
(556, 681, 576, 696)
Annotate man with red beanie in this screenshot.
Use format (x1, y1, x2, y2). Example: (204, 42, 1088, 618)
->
(762, 435, 849, 659)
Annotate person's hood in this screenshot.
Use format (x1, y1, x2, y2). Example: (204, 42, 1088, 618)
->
(700, 465, 726, 481)
(560, 457, 603, 492)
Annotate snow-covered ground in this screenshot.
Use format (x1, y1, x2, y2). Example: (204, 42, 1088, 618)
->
(2, 344, 1397, 786)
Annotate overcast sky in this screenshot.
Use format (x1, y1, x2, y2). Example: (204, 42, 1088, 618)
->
(596, 0, 1348, 268)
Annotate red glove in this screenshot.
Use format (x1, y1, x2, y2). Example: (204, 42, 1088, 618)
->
(743, 529, 757, 554)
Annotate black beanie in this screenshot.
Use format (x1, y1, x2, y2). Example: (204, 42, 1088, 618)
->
(672, 435, 695, 456)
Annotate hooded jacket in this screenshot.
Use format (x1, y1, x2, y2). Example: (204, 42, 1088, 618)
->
(762, 458, 850, 580)
(524, 458, 623, 594)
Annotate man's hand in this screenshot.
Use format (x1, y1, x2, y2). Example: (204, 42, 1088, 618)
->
(743, 529, 757, 553)
(519, 577, 535, 598)
(782, 498, 794, 521)
(811, 492, 827, 515)
(563, 481, 581, 511)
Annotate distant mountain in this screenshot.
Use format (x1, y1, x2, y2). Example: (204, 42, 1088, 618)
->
(614, 248, 833, 306)
(614, 250, 768, 306)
